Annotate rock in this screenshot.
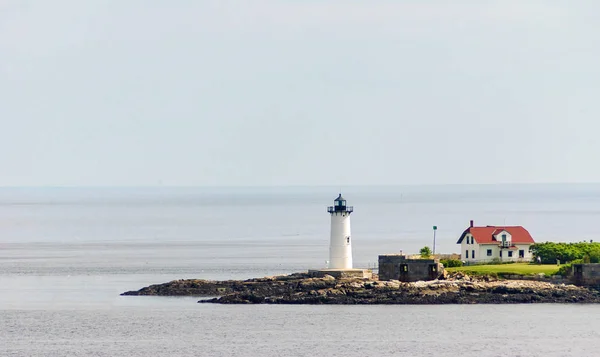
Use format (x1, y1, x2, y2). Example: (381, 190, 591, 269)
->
(348, 282, 364, 289)
(121, 272, 600, 305)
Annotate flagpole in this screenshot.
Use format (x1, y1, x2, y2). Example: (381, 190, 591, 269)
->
(433, 225, 438, 256)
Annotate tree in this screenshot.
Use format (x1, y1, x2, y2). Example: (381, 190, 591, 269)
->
(530, 242, 600, 264)
(420, 246, 432, 258)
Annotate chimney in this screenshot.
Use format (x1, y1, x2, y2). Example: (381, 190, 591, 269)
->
(470, 220, 474, 228)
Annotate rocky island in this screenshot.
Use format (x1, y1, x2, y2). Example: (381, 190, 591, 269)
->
(121, 272, 600, 304)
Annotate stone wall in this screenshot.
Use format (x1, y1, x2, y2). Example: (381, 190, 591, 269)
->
(503, 274, 569, 284)
(378, 255, 444, 282)
(308, 269, 373, 279)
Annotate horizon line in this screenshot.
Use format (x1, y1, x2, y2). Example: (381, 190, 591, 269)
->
(0, 182, 599, 189)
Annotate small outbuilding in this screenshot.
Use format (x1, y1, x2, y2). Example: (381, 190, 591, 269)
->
(378, 255, 444, 282)
(572, 263, 600, 287)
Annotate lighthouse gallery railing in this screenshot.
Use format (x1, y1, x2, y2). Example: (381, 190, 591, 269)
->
(327, 206, 354, 213)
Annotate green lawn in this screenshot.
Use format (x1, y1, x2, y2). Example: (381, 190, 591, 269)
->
(446, 263, 561, 276)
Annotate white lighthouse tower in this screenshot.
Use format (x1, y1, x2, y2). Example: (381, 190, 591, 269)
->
(309, 194, 371, 278)
(327, 194, 353, 269)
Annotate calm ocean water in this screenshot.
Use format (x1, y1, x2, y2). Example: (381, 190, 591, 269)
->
(1, 185, 600, 356)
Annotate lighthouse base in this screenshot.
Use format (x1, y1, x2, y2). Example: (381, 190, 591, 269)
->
(308, 269, 373, 280)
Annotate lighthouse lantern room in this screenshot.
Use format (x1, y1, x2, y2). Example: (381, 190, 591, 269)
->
(327, 194, 353, 269)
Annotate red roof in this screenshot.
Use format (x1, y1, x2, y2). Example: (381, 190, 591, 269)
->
(456, 226, 535, 245)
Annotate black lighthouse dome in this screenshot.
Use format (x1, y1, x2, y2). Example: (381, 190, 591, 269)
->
(334, 194, 346, 208)
(327, 194, 354, 213)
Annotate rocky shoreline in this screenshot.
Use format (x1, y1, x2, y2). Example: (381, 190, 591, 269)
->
(120, 272, 600, 304)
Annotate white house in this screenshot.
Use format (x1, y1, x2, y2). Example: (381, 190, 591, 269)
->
(456, 220, 535, 263)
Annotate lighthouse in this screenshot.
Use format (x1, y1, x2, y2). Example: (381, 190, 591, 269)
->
(327, 194, 353, 269)
(309, 194, 371, 278)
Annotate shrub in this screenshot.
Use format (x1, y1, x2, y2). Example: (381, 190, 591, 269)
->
(440, 259, 463, 268)
(588, 251, 600, 263)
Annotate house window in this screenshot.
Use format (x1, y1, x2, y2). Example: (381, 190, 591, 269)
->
(500, 251, 502, 257)
(508, 251, 513, 257)
(487, 249, 492, 256)
(472, 250, 475, 259)
(519, 250, 525, 258)
(466, 250, 469, 259)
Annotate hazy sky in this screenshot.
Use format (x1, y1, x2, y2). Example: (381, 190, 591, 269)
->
(1, 1, 599, 186)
